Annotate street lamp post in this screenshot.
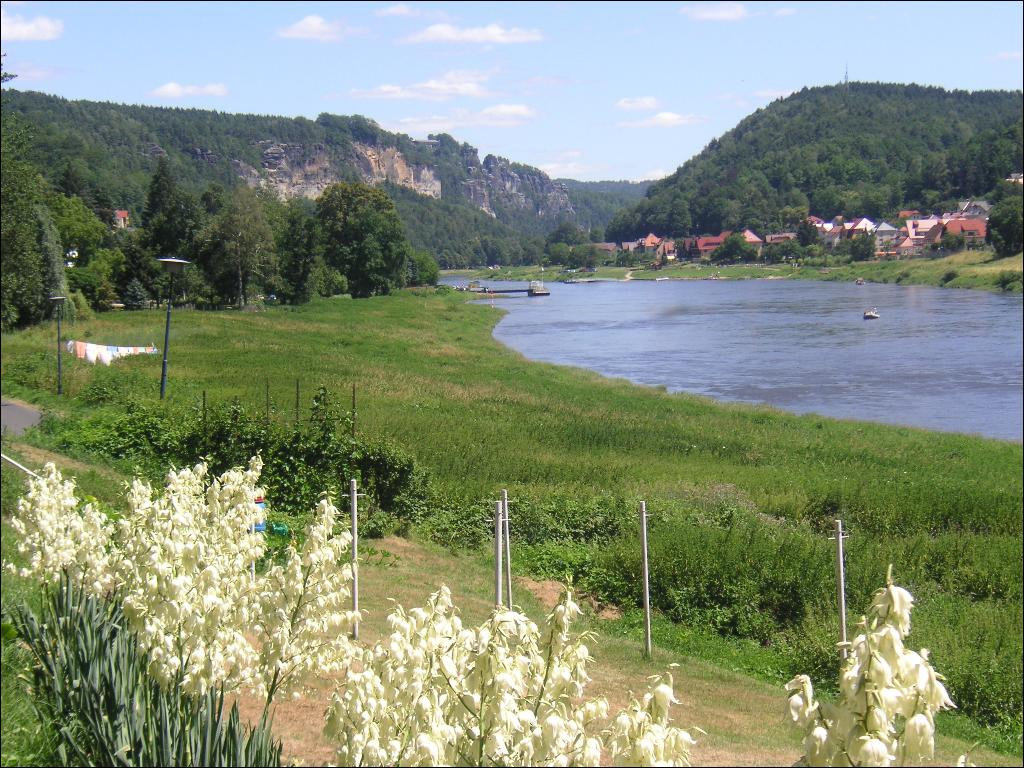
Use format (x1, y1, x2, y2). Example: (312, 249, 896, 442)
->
(49, 296, 66, 395)
(157, 258, 190, 399)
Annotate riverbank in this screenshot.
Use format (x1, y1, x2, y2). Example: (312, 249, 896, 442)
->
(443, 249, 1023, 293)
(2, 289, 1021, 752)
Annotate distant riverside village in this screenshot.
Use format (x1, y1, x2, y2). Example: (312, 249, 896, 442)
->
(601, 198, 998, 268)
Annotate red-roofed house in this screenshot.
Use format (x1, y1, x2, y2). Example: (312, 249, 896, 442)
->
(943, 218, 987, 247)
(897, 210, 921, 221)
(113, 210, 131, 229)
(696, 232, 730, 261)
(740, 229, 763, 258)
(637, 233, 663, 255)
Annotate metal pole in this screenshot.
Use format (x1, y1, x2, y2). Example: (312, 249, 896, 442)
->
(55, 304, 63, 396)
(833, 518, 849, 660)
(494, 500, 503, 608)
(160, 272, 174, 399)
(502, 489, 512, 607)
(351, 479, 360, 640)
(640, 501, 652, 658)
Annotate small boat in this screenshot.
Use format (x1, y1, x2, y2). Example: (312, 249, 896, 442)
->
(855, 277, 865, 285)
(527, 280, 550, 296)
(655, 277, 670, 281)
(863, 308, 879, 320)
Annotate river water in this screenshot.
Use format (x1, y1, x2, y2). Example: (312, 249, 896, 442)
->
(453, 278, 1023, 442)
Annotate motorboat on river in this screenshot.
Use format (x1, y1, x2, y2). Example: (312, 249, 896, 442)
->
(863, 308, 879, 320)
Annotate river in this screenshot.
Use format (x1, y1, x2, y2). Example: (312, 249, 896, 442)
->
(451, 278, 1024, 442)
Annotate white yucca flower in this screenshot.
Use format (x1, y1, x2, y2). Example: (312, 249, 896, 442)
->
(786, 566, 956, 767)
(5, 463, 116, 596)
(325, 587, 696, 766)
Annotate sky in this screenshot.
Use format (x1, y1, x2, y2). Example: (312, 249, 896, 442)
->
(2, 1, 1022, 182)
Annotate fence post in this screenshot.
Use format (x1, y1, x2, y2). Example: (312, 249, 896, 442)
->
(502, 489, 512, 608)
(351, 479, 360, 640)
(494, 500, 504, 608)
(640, 501, 652, 659)
(831, 518, 849, 660)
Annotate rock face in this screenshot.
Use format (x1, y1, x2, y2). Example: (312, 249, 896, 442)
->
(236, 141, 342, 199)
(350, 143, 441, 198)
(234, 137, 573, 226)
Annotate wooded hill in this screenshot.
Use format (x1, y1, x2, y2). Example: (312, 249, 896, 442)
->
(1, 89, 640, 265)
(606, 83, 1023, 241)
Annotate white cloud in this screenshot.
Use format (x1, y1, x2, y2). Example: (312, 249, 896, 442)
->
(616, 96, 660, 111)
(774, 7, 797, 16)
(0, 6, 63, 40)
(679, 2, 749, 21)
(993, 51, 1023, 61)
(352, 70, 492, 101)
(150, 82, 228, 99)
(390, 103, 536, 134)
(277, 15, 356, 42)
(376, 3, 416, 16)
(404, 23, 542, 44)
(621, 111, 705, 128)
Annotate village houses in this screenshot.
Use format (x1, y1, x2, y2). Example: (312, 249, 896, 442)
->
(607, 197, 994, 265)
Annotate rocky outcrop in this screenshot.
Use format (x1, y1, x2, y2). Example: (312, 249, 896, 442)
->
(232, 137, 573, 225)
(350, 143, 441, 198)
(236, 141, 342, 199)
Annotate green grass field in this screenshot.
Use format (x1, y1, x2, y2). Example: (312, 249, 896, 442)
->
(2, 286, 1021, 756)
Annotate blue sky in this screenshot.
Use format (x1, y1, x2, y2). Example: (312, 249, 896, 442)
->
(3, 1, 1022, 182)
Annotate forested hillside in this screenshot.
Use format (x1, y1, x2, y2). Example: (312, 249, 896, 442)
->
(559, 179, 650, 236)
(607, 83, 1023, 240)
(1, 89, 621, 263)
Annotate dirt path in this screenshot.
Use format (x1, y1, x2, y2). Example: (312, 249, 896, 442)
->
(1, 398, 42, 437)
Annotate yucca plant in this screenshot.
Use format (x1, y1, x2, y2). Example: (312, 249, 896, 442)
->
(6, 575, 282, 767)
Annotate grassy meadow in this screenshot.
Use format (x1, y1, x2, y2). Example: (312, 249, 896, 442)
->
(2, 286, 1022, 755)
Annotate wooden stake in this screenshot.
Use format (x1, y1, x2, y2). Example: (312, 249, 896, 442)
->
(640, 501, 652, 659)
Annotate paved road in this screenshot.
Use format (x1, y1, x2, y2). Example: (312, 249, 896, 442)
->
(1, 399, 42, 437)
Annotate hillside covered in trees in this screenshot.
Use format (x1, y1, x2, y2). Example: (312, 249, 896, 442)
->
(607, 83, 1023, 241)
(1, 89, 634, 266)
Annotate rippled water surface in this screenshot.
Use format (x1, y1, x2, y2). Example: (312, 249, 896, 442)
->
(457, 278, 1023, 441)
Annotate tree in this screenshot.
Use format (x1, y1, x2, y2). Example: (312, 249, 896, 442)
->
(123, 278, 151, 310)
(796, 218, 819, 247)
(199, 187, 275, 307)
(317, 183, 410, 298)
(711, 233, 758, 264)
(988, 195, 1023, 258)
(407, 250, 439, 287)
(848, 233, 876, 262)
(1, 110, 47, 328)
(47, 193, 108, 262)
(277, 201, 321, 304)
